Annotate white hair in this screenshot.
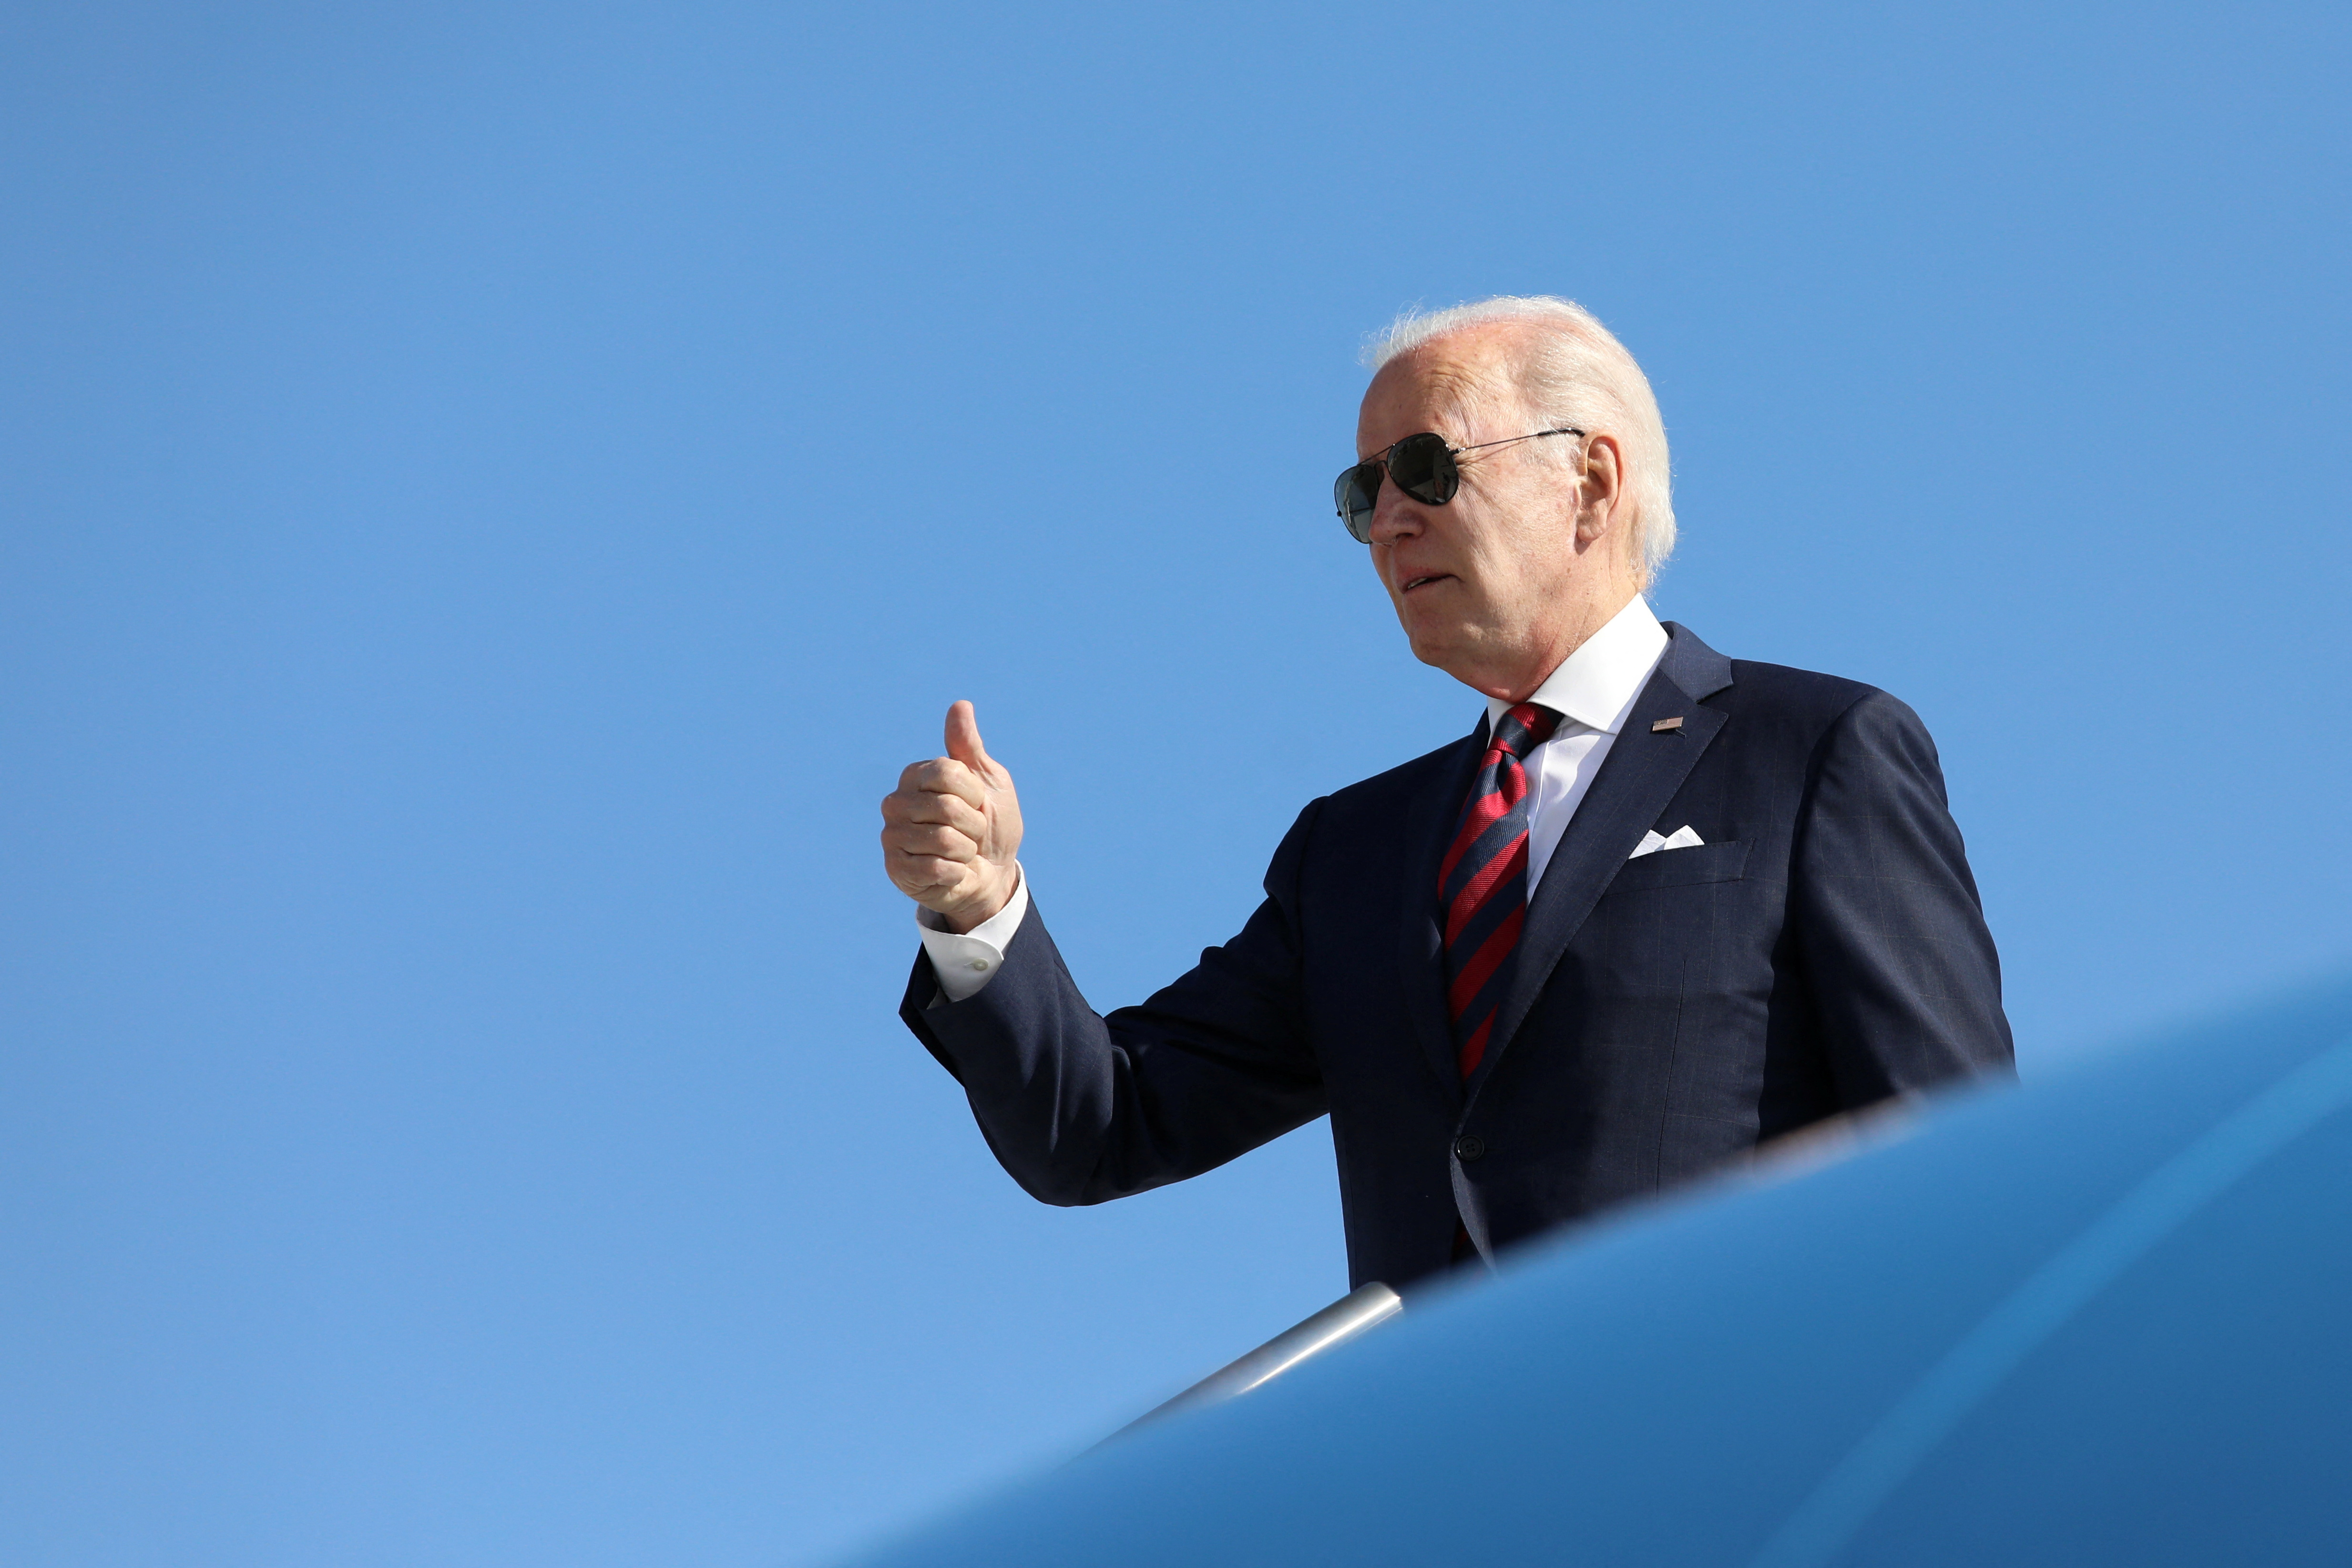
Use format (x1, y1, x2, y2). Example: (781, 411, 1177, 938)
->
(1363, 296, 1676, 587)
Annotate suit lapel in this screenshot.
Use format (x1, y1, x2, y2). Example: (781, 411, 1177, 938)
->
(1467, 624, 1735, 1103)
(1397, 718, 1489, 1101)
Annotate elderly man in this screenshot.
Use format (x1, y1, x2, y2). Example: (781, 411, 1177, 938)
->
(880, 296, 2013, 1291)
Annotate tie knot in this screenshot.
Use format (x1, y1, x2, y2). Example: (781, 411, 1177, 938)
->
(1491, 702, 1559, 761)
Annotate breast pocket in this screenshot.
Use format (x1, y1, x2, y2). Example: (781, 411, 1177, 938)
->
(1580, 839, 1758, 1002)
(1600, 838, 1750, 897)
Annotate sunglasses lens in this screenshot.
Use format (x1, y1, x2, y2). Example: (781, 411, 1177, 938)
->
(1332, 435, 1461, 544)
(1335, 463, 1381, 543)
(1387, 433, 1458, 504)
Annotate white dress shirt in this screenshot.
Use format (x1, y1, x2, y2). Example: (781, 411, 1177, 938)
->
(920, 596, 1670, 1004)
(1486, 594, 1670, 893)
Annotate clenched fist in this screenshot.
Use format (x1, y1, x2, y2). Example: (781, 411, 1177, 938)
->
(879, 700, 1024, 933)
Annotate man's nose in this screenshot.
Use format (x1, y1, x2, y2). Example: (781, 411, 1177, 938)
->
(1368, 485, 1427, 546)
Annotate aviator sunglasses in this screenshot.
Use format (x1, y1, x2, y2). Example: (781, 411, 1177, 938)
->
(1332, 427, 1584, 543)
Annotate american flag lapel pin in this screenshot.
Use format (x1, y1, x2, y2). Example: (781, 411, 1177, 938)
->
(1651, 716, 1686, 734)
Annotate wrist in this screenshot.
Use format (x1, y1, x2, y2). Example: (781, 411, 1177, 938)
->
(935, 866, 1018, 934)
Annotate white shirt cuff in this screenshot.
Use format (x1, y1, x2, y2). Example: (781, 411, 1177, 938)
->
(916, 865, 1029, 1004)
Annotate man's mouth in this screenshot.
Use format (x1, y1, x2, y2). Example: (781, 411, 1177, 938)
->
(1401, 574, 1454, 593)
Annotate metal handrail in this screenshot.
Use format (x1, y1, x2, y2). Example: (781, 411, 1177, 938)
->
(1100, 1281, 1404, 1444)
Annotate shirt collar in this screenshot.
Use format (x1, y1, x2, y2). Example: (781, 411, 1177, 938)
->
(1485, 595, 1670, 738)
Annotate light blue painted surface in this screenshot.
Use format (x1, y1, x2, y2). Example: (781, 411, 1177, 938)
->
(839, 973, 2352, 1567)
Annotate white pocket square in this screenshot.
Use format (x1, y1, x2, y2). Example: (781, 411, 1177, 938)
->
(1630, 825, 1705, 859)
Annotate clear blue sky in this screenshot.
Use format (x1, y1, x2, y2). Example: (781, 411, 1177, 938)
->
(4, 4, 2347, 1564)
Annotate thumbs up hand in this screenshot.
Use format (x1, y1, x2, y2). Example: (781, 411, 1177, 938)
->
(880, 700, 1025, 932)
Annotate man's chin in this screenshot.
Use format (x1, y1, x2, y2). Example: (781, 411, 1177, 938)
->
(1402, 628, 1471, 678)
(1401, 616, 1519, 687)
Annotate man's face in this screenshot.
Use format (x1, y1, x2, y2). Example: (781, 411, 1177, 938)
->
(1354, 328, 1598, 697)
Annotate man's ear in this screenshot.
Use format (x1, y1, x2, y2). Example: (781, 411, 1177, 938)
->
(1575, 433, 1626, 544)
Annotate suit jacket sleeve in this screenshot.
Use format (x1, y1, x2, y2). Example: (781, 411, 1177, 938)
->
(897, 800, 1330, 1206)
(1790, 690, 2015, 1103)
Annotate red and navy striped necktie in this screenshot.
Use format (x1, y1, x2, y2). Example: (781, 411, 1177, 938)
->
(1440, 702, 1561, 1080)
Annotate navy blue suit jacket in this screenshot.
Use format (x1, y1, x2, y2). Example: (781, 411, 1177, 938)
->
(899, 624, 2014, 1290)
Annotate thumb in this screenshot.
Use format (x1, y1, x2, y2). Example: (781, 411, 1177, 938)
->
(943, 699, 1000, 780)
